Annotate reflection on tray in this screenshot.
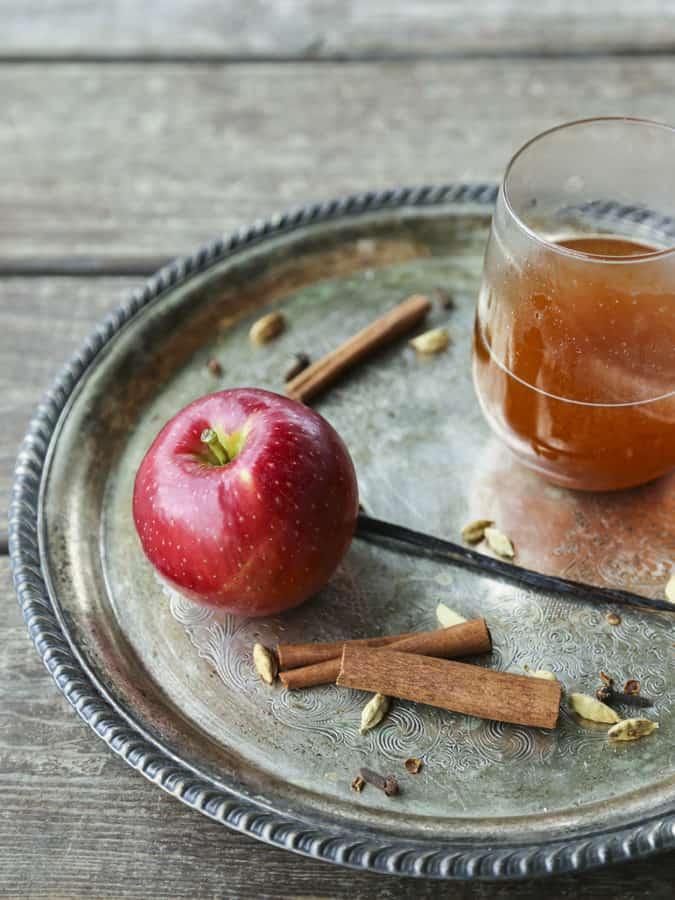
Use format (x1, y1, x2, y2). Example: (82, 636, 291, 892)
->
(469, 438, 674, 600)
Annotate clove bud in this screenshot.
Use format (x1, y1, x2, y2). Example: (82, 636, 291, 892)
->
(433, 286, 455, 310)
(284, 352, 311, 382)
(358, 767, 399, 797)
(596, 684, 653, 708)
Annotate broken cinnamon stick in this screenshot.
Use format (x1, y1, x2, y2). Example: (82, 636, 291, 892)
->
(285, 293, 431, 403)
(279, 619, 491, 690)
(337, 647, 562, 729)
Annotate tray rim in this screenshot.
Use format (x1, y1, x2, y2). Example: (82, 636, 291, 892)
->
(9, 182, 674, 881)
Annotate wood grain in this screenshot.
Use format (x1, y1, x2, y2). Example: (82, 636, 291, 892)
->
(2, 557, 674, 897)
(2, 30, 675, 894)
(2, 1, 675, 58)
(0, 278, 142, 516)
(3, 59, 675, 259)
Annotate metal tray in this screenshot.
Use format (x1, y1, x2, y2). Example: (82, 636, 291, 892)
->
(10, 185, 674, 880)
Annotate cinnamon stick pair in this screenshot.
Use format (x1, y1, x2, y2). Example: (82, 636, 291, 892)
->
(277, 621, 562, 729)
(278, 619, 491, 689)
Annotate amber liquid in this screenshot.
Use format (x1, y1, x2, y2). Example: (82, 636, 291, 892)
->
(474, 236, 675, 490)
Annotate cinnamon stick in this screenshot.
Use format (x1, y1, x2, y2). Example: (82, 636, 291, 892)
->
(279, 658, 343, 689)
(279, 619, 491, 689)
(337, 647, 562, 729)
(285, 293, 431, 403)
(278, 632, 415, 669)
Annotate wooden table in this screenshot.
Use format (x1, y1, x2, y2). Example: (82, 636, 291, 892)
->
(2, 4, 674, 897)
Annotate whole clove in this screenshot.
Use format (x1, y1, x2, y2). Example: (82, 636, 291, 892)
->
(596, 671, 652, 707)
(434, 287, 456, 310)
(596, 683, 653, 709)
(284, 352, 311, 382)
(358, 767, 399, 797)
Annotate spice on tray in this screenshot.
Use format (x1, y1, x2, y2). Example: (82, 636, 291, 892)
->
(569, 692, 620, 724)
(279, 632, 413, 670)
(528, 669, 557, 681)
(606, 612, 622, 626)
(359, 692, 390, 733)
(409, 326, 449, 355)
(460, 519, 494, 544)
(337, 647, 562, 729)
(484, 527, 515, 559)
(284, 352, 311, 382)
(351, 774, 365, 792)
(250, 311, 285, 345)
(607, 718, 659, 742)
(206, 358, 223, 376)
(596, 680, 653, 709)
(252, 643, 278, 685)
(359, 767, 399, 797)
(404, 757, 423, 774)
(434, 286, 456, 310)
(435, 603, 467, 628)
(665, 573, 675, 604)
(278, 619, 492, 689)
(285, 294, 431, 403)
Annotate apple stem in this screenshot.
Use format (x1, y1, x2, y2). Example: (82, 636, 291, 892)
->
(200, 428, 230, 465)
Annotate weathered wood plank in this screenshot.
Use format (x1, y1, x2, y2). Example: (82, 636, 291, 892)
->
(3, 49, 675, 890)
(2, 1, 675, 57)
(2, 59, 675, 259)
(0, 278, 141, 517)
(1, 557, 673, 897)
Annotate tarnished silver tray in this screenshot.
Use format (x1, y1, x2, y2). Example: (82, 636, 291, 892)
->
(10, 185, 674, 879)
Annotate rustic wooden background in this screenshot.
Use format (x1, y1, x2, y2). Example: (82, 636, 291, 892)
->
(2, 2, 675, 897)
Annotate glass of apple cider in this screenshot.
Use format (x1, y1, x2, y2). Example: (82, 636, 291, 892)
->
(474, 117, 675, 491)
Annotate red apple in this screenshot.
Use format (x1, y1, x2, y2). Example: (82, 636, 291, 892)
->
(133, 388, 359, 616)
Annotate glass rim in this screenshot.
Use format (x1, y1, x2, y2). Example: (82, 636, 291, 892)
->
(502, 116, 675, 263)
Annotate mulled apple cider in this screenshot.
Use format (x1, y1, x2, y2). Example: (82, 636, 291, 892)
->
(473, 119, 675, 491)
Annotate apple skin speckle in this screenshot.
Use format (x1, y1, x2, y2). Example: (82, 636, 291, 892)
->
(132, 388, 359, 616)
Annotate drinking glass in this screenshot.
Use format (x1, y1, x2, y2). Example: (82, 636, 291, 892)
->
(473, 117, 675, 491)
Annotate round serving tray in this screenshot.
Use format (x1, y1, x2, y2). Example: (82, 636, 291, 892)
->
(9, 185, 674, 879)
